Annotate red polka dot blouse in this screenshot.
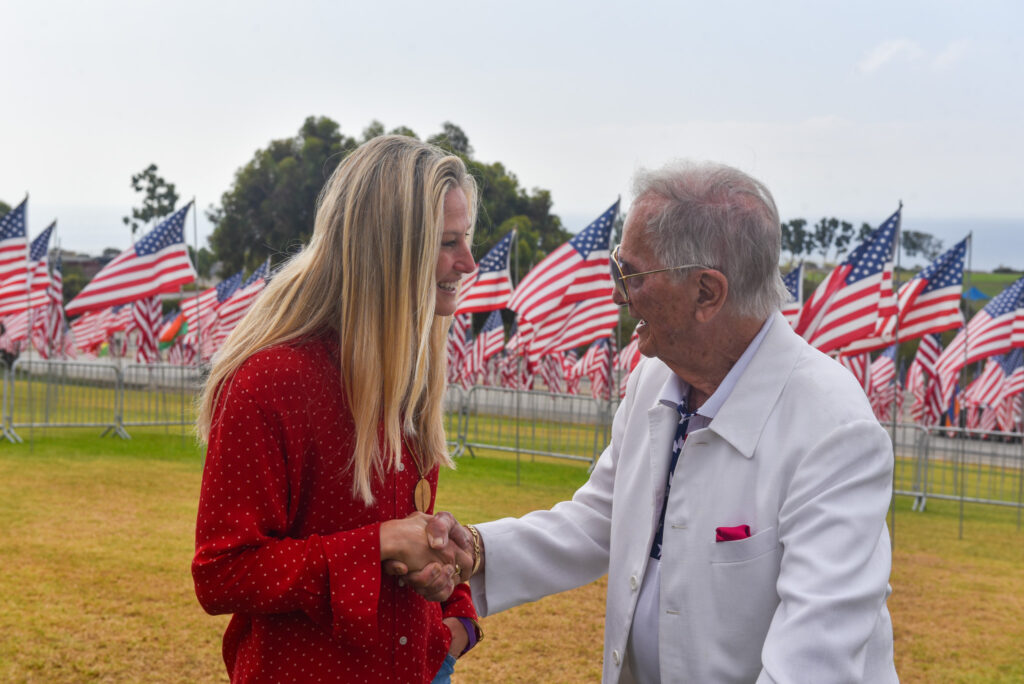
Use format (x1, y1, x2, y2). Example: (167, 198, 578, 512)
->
(192, 334, 476, 683)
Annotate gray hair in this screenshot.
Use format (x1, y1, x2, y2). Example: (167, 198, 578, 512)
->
(631, 160, 789, 319)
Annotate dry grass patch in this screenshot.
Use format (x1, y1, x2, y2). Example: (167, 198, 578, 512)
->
(2, 431, 1023, 682)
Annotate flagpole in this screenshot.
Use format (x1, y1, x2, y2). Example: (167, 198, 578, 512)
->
(191, 197, 202, 368)
(888, 200, 902, 547)
(958, 231, 973, 540)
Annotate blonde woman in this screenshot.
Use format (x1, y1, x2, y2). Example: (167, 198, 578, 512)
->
(192, 136, 481, 683)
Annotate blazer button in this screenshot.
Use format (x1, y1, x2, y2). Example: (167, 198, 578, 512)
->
(629, 575, 638, 590)
(613, 649, 621, 665)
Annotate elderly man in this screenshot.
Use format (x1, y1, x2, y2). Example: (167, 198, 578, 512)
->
(410, 161, 898, 683)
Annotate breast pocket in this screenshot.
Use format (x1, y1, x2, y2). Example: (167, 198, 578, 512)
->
(706, 526, 781, 673)
(709, 525, 779, 564)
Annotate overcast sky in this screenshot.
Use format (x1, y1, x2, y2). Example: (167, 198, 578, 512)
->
(4, 1, 1022, 269)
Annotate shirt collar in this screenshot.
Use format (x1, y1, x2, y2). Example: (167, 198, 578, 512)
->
(657, 315, 775, 421)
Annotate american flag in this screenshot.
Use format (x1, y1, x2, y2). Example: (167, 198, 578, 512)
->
(780, 263, 803, 327)
(994, 349, 1024, 431)
(581, 337, 615, 400)
(456, 230, 515, 314)
(446, 313, 472, 385)
(795, 209, 900, 354)
(70, 308, 112, 354)
(565, 350, 584, 395)
(2, 310, 30, 344)
(524, 297, 619, 366)
(615, 327, 641, 398)
(168, 334, 198, 366)
(65, 203, 196, 316)
(42, 250, 66, 358)
(30, 309, 51, 357)
(538, 351, 565, 393)
(498, 351, 521, 389)
(908, 333, 945, 426)
(868, 345, 898, 421)
(210, 259, 271, 352)
(0, 222, 54, 317)
(895, 238, 968, 341)
(963, 358, 1005, 410)
(131, 296, 163, 363)
(464, 310, 505, 385)
(846, 237, 968, 355)
(935, 275, 1024, 404)
(0, 198, 28, 282)
(505, 319, 532, 354)
(963, 359, 1005, 432)
(181, 268, 244, 333)
(508, 201, 617, 325)
(838, 351, 871, 391)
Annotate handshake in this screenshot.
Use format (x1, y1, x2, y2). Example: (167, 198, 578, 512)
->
(380, 511, 481, 602)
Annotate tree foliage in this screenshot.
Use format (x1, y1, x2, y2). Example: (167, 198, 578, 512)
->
(0, 200, 11, 217)
(188, 245, 216, 279)
(123, 164, 179, 238)
(206, 117, 569, 282)
(207, 116, 358, 275)
(781, 215, 941, 268)
(901, 230, 944, 261)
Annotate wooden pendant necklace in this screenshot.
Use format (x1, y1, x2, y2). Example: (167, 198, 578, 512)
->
(404, 438, 432, 512)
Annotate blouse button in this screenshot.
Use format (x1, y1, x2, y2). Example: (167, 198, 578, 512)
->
(399, 636, 408, 645)
(397, 461, 405, 472)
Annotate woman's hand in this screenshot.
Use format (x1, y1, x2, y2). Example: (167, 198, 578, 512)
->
(380, 512, 472, 601)
(443, 617, 469, 658)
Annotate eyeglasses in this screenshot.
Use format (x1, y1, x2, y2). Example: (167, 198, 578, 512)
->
(609, 244, 712, 304)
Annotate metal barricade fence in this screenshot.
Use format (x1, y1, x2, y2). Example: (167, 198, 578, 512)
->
(4, 359, 126, 441)
(916, 426, 1024, 512)
(444, 385, 466, 456)
(4, 358, 1022, 522)
(887, 422, 930, 509)
(121, 363, 203, 431)
(459, 385, 613, 464)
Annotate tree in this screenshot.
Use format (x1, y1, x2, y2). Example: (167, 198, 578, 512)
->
(188, 245, 217, 279)
(781, 218, 809, 263)
(428, 121, 474, 157)
(901, 230, 944, 261)
(388, 125, 419, 139)
(812, 217, 838, 263)
(361, 119, 385, 142)
(207, 116, 358, 274)
(206, 117, 568, 280)
(832, 220, 855, 261)
(123, 164, 179, 238)
(0, 199, 10, 217)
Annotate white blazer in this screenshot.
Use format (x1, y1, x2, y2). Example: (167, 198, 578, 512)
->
(470, 313, 898, 683)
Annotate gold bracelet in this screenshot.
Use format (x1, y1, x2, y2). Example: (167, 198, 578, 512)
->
(466, 524, 482, 576)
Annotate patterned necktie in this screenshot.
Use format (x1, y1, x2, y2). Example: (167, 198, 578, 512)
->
(651, 399, 696, 560)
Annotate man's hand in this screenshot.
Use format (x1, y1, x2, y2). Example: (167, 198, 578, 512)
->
(382, 511, 475, 601)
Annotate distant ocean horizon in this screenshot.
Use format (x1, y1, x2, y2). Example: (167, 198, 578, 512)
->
(559, 212, 1023, 273)
(30, 202, 1024, 275)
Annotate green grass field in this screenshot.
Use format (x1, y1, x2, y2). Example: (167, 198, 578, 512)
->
(1, 429, 1022, 682)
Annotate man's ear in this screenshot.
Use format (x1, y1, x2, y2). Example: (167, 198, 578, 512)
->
(694, 269, 728, 323)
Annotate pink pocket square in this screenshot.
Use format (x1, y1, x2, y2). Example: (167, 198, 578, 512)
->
(715, 524, 751, 542)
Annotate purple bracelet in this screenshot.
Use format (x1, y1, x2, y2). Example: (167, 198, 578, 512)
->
(455, 617, 478, 655)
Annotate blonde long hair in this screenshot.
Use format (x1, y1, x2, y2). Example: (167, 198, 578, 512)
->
(196, 135, 477, 505)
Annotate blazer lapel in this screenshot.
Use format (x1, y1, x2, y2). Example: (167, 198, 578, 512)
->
(647, 401, 679, 509)
(709, 312, 804, 458)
